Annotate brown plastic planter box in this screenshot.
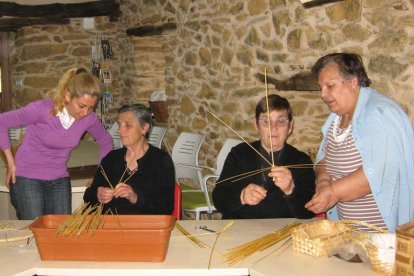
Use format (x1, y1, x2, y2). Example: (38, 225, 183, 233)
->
(30, 214, 175, 262)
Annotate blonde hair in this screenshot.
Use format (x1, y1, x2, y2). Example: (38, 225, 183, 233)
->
(50, 68, 102, 115)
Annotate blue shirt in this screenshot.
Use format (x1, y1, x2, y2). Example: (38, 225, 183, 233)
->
(316, 87, 414, 232)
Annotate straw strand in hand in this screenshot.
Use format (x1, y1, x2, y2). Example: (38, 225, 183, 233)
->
(99, 165, 114, 189)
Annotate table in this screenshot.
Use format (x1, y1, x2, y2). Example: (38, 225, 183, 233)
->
(0, 218, 378, 276)
(0, 140, 100, 219)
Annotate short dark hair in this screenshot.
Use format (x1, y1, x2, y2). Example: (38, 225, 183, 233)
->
(117, 104, 153, 139)
(311, 53, 371, 87)
(255, 94, 293, 122)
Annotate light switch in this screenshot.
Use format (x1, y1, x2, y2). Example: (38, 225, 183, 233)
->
(83, 18, 95, 30)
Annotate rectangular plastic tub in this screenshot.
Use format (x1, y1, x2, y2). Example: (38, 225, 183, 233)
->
(30, 214, 175, 262)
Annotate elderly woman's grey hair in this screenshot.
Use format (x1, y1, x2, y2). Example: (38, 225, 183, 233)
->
(118, 104, 154, 139)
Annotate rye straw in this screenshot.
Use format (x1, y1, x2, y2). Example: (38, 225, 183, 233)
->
(55, 202, 109, 237)
(56, 164, 137, 237)
(215, 164, 321, 185)
(208, 221, 234, 268)
(223, 221, 301, 265)
(175, 223, 207, 248)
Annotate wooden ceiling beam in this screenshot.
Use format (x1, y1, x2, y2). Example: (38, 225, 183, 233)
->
(0, 1, 119, 19)
(126, 23, 177, 37)
(300, 0, 344, 8)
(0, 1, 119, 32)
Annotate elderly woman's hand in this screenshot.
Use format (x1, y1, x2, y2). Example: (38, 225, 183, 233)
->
(305, 183, 338, 214)
(97, 187, 114, 204)
(268, 166, 294, 195)
(114, 183, 138, 204)
(240, 184, 267, 205)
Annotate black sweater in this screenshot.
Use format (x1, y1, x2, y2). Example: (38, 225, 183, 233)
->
(83, 145, 175, 215)
(212, 141, 315, 219)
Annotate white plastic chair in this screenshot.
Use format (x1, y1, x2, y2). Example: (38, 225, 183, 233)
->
(202, 138, 243, 191)
(108, 123, 122, 149)
(9, 127, 26, 144)
(171, 132, 208, 220)
(148, 126, 167, 149)
(196, 138, 243, 217)
(8, 128, 20, 141)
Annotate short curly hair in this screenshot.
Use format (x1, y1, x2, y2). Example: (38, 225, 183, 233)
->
(312, 53, 371, 87)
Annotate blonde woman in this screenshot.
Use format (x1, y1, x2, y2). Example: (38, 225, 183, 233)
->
(0, 68, 113, 220)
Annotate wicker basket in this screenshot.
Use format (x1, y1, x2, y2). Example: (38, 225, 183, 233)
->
(341, 220, 395, 275)
(366, 243, 395, 275)
(395, 220, 414, 276)
(291, 220, 352, 257)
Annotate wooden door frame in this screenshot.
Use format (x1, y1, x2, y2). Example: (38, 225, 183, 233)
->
(0, 32, 12, 112)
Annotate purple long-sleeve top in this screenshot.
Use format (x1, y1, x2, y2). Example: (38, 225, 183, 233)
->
(0, 99, 113, 180)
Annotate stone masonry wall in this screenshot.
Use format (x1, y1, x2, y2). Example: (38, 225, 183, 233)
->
(119, 0, 414, 169)
(8, 0, 414, 172)
(10, 17, 122, 108)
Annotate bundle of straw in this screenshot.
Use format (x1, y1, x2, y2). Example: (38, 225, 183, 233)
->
(56, 202, 108, 237)
(56, 165, 137, 237)
(223, 221, 301, 265)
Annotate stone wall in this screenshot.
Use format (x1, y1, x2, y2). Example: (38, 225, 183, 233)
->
(119, 0, 414, 168)
(8, 0, 414, 169)
(10, 17, 121, 108)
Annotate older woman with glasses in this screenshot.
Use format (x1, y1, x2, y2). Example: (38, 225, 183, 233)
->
(212, 94, 315, 219)
(305, 53, 414, 232)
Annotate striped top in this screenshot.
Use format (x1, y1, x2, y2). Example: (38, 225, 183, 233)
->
(325, 119, 387, 232)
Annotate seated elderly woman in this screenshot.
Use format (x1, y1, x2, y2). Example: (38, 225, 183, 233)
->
(213, 94, 315, 219)
(83, 104, 175, 214)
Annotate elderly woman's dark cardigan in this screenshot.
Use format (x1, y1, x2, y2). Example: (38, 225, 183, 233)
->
(213, 141, 315, 219)
(84, 144, 175, 214)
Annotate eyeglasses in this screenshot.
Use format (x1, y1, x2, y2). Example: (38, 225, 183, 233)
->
(258, 117, 290, 128)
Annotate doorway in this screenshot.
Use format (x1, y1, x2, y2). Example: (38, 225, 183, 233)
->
(0, 32, 12, 112)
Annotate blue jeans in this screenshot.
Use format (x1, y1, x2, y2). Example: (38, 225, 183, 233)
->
(10, 176, 72, 220)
